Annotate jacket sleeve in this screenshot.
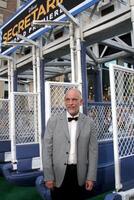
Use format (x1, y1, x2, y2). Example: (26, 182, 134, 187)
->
(42, 117, 56, 182)
(87, 119, 98, 181)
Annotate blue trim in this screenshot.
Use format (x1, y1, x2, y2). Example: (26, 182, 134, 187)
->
(2, 0, 100, 55)
(88, 101, 111, 106)
(104, 193, 122, 200)
(94, 68, 103, 102)
(81, 41, 88, 114)
(40, 59, 45, 137)
(71, 0, 100, 16)
(2, 163, 43, 186)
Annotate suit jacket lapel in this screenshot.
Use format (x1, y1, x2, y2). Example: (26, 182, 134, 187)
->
(76, 113, 85, 139)
(60, 112, 85, 140)
(60, 113, 70, 140)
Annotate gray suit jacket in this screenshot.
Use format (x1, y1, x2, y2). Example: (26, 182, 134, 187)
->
(42, 112, 98, 187)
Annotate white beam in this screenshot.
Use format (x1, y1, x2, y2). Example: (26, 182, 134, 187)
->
(58, 3, 79, 26)
(33, 20, 70, 27)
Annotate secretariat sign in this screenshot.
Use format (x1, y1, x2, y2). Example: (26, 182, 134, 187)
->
(0, 0, 99, 54)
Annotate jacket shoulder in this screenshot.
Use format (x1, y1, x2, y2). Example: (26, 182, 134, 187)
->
(48, 113, 66, 123)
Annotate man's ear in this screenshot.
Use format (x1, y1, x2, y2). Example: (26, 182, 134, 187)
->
(80, 99, 83, 105)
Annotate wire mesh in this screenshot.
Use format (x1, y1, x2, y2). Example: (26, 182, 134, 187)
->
(14, 92, 39, 144)
(47, 82, 113, 142)
(0, 99, 9, 141)
(88, 103, 113, 141)
(112, 66, 134, 158)
(49, 82, 79, 115)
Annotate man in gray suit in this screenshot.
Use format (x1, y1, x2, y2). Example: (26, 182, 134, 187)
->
(42, 88, 98, 200)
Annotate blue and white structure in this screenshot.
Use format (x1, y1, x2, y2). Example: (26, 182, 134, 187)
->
(0, 0, 134, 199)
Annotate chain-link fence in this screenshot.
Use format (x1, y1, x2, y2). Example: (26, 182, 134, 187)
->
(111, 65, 134, 158)
(13, 92, 39, 144)
(0, 99, 9, 141)
(45, 82, 113, 142)
(88, 102, 112, 141)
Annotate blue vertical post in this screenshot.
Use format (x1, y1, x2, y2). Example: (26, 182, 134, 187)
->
(94, 66, 103, 102)
(94, 66, 103, 135)
(13, 69, 17, 92)
(12, 53, 17, 92)
(81, 41, 88, 115)
(40, 58, 45, 137)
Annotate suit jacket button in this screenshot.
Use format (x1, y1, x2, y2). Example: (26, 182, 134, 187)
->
(66, 152, 68, 154)
(64, 163, 67, 165)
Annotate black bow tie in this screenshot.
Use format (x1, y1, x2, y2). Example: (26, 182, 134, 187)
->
(68, 117, 78, 122)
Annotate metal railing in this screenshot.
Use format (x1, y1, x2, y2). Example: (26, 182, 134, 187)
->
(110, 64, 134, 191)
(13, 92, 39, 144)
(0, 98, 10, 141)
(88, 102, 112, 142)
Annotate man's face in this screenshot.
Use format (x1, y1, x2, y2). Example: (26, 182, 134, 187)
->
(64, 89, 83, 116)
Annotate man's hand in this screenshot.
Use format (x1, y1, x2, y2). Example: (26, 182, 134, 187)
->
(45, 180, 55, 189)
(85, 180, 94, 191)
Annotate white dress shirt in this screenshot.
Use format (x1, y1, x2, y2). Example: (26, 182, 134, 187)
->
(67, 112, 79, 164)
